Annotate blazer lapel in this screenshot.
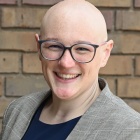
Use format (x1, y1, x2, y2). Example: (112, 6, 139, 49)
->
(67, 86, 109, 140)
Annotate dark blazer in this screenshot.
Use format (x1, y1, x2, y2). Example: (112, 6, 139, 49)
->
(1, 79, 140, 140)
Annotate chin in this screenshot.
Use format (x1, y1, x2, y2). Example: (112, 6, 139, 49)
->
(54, 88, 76, 100)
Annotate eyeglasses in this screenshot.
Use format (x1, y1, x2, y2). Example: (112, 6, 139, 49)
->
(38, 40, 106, 63)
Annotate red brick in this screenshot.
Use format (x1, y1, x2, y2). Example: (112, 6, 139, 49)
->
(88, 0, 131, 7)
(100, 56, 132, 75)
(109, 33, 140, 54)
(0, 77, 4, 96)
(23, 53, 42, 73)
(101, 10, 114, 30)
(0, 52, 20, 73)
(135, 56, 140, 75)
(134, 0, 140, 7)
(116, 11, 140, 31)
(22, 0, 62, 5)
(0, 98, 15, 117)
(6, 76, 49, 96)
(2, 8, 47, 28)
(124, 99, 140, 113)
(0, 0, 16, 4)
(0, 31, 37, 52)
(118, 78, 140, 98)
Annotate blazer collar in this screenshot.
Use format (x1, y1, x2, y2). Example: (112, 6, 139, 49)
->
(67, 78, 111, 139)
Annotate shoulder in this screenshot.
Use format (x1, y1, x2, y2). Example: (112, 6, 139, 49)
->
(107, 93, 140, 128)
(2, 90, 50, 126)
(92, 78, 140, 136)
(1, 91, 50, 140)
(116, 119, 140, 139)
(110, 94, 140, 136)
(81, 78, 140, 139)
(105, 88, 140, 123)
(99, 78, 140, 121)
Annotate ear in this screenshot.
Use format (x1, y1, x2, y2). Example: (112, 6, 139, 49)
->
(35, 34, 41, 60)
(100, 40, 114, 68)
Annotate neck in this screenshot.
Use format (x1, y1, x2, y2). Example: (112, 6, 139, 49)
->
(40, 78, 101, 124)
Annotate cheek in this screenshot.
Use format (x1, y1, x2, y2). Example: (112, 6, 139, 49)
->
(93, 49, 104, 69)
(88, 64, 100, 77)
(41, 60, 48, 74)
(81, 63, 99, 82)
(84, 54, 102, 78)
(41, 60, 53, 85)
(41, 59, 54, 72)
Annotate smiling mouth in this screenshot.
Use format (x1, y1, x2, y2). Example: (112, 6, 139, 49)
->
(55, 72, 80, 80)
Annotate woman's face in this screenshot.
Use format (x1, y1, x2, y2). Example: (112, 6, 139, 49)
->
(36, 6, 112, 100)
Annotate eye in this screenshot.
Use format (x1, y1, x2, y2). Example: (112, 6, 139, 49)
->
(76, 47, 90, 51)
(73, 43, 95, 53)
(44, 45, 63, 51)
(74, 47, 91, 54)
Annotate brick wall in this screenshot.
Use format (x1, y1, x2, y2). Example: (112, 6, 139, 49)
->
(0, 0, 140, 132)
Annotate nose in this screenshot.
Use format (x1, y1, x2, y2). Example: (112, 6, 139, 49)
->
(59, 50, 76, 68)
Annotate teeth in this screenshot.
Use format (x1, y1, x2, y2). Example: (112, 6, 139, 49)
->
(57, 73, 78, 79)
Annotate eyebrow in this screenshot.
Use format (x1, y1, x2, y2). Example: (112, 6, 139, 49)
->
(39, 37, 59, 41)
(76, 40, 93, 44)
(39, 37, 93, 45)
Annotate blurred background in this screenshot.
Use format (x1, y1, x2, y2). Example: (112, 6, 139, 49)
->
(0, 0, 140, 132)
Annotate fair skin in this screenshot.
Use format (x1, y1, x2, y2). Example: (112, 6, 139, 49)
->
(35, 0, 113, 124)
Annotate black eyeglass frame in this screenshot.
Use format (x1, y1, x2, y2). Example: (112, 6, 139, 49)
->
(38, 40, 106, 63)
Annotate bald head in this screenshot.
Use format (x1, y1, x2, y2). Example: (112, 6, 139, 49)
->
(40, 0, 107, 43)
